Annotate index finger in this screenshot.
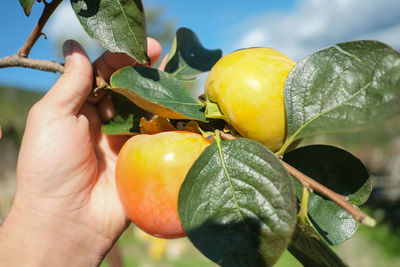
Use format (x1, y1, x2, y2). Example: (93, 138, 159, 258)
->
(93, 37, 162, 86)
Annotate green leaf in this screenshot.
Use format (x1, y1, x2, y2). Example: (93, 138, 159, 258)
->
(164, 27, 222, 79)
(283, 145, 372, 244)
(288, 219, 348, 267)
(110, 66, 207, 121)
(282, 40, 400, 152)
(178, 138, 297, 267)
(19, 0, 35, 16)
(205, 94, 227, 120)
(70, 0, 149, 64)
(101, 91, 147, 135)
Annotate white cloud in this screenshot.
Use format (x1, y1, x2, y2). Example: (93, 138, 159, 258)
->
(46, 2, 103, 59)
(233, 0, 400, 61)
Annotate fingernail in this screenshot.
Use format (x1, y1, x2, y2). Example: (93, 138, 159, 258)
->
(63, 40, 74, 60)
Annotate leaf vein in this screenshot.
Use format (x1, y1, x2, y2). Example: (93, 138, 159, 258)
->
(114, 0, 144, 55)
(292, 81, 371, 140)
(216, 141, 253, 241)
(333, 45, 362, 62)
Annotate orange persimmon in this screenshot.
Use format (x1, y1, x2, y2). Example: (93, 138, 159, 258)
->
(116, 131, 210, 238)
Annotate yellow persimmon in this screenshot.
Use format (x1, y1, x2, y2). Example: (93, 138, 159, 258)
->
(205, 48, 295, 152)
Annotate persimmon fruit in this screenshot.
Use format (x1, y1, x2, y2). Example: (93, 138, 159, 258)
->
(205, 47, 296, 152)
(115, 131, 210, 238)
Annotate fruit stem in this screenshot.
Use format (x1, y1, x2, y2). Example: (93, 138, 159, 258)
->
(275, 137, 294, 155)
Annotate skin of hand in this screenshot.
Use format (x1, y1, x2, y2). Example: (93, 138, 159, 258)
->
(0, 38, 162, 266)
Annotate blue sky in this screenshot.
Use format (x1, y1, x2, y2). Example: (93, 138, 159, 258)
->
(0, 0, 293, 91)
(1, 0, 400, 92)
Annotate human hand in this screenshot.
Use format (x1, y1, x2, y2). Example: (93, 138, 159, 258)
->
(0, 39, 161, 266)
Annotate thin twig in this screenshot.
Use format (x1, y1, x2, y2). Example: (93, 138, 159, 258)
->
(0, 54, 64, 73)
(18, 0, 63, 57)
(218, 131, 376, 227)
(0, 54, 110, 103)
(280, 160, 376, 227)
(0, 55, 108, 104)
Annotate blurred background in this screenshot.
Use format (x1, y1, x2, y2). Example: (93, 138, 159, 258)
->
(1, 0, 400, 266)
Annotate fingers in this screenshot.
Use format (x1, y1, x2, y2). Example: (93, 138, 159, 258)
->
(43, 40, 93, 116)
(104, 135, 130, 155)
(91, 37, 162, 117)
(88, 37, 162, 105)
(93, 37, 162, 84)
(97, 94, 116, 121)
(79, 102, 102, 140)
(158, 53, 169, 71)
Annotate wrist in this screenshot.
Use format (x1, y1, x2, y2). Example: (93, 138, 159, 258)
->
(0, 203, 113, 267)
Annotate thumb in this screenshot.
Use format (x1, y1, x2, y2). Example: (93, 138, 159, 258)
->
(43, 40, 93, 115)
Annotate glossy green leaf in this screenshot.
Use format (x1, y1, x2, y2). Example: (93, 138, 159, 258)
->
(110, 66, 207, 121)
(19, 0, 35, 16)
(282, 41, 400, 152)
(283, 145, 372, 244)
(70, 0, 149, 64)
(101, 91, 147, 135)
(288, 219, 348, 267)
(164, 27, 222, 79)
(179, 138, 297, 267)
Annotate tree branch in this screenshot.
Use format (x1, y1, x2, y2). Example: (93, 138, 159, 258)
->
(218, 131, 376, 227)
(0, 55, 109, 103)
(0, 55, 64, 73)
(18, 0, 63, 57)
(280, 160, 376, 227)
